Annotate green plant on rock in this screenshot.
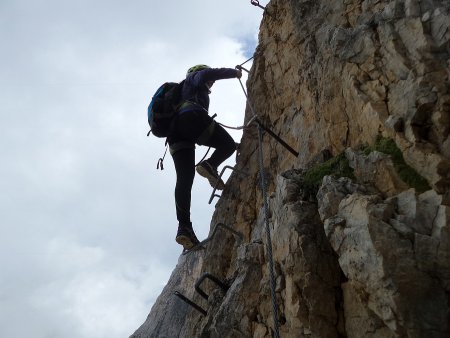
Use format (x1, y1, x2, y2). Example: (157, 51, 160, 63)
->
(303, 153, 355, 195)
(364, 137, 431, 193)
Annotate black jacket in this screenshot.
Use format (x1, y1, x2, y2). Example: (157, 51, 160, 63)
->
(179, 67, 238, 113)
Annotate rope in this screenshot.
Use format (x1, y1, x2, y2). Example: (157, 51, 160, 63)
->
(238, 77, 280, 338)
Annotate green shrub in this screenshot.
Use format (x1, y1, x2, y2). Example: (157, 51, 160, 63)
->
(364, 137, 431, 193)
(303, 153, 355, 194)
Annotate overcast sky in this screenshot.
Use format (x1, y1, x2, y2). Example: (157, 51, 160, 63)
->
(0, 1, 263, 337)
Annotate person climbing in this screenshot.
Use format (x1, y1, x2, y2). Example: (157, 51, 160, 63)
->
(168, 64, 242, 250)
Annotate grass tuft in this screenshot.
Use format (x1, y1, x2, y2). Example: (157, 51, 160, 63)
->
(364, 137, 431, 193)
(303, 153, 355, 195)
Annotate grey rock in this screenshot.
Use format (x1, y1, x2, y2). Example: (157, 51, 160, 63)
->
(133, 0, 450, 336)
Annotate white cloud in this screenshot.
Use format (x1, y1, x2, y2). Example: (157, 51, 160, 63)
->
(22, 237, 171, 338)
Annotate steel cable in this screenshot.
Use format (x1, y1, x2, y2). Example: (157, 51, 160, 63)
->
(238, 77, 280, 338)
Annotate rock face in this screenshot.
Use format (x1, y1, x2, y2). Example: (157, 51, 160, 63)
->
(132, 0, 450, 337)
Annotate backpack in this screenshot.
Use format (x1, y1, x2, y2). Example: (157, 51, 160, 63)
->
(147, 80, 184, 138)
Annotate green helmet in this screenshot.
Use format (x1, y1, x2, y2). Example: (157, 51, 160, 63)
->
(186, 64, 210, 76)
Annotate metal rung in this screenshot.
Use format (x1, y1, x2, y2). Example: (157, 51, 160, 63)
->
(183, 222, 244, 255)
(208, 165, 249, 204)
(174, 291, 207, 316)
(195, 273, 229, 300)
(174, 273, 229, 316)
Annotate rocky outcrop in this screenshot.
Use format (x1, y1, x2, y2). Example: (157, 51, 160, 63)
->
(320, 177, 450, 337)
(251, 0, 450, 193)
(132, 0, 450, 337)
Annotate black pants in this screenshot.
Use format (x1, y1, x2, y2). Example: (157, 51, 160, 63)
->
(169, 111, 236, 225)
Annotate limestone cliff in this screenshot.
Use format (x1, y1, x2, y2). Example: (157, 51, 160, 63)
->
(132, 0, 450, 337)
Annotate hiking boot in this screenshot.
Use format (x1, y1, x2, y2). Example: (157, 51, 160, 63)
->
(196, 161, 225, 190)
(176, 224, 200, 250)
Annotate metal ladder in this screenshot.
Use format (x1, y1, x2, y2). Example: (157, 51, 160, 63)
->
(174, 223, 244, 314)
(208, 165, 249, 204)
(183, 222, 244, 255)
(174, 272, 230, 316)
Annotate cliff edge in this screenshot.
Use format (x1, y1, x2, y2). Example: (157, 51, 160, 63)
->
(132, 0, 450, 337)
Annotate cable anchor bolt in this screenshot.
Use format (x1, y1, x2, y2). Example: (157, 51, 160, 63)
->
(236, 65, 250, 73)
(250, 0, 266, 10)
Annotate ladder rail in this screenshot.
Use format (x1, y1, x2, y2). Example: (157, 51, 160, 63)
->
(182, 222, 244, 255)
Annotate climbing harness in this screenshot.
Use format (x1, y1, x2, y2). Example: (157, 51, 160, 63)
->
(250, 0, 266, 10)
(157, 142, 208, 170)
(156, 114, 218, 170)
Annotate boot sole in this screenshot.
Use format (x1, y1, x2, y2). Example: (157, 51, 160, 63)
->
(196, 166, 225, 190)
(176, 235, 194, 250)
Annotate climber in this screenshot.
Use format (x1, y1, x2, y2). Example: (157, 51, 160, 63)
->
(169, 64, 242, 250)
